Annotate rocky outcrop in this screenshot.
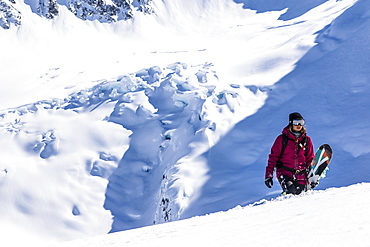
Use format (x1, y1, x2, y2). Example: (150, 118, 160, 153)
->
(0, 0, 22, 29)
(0, 0, 154, 28)
(37, 0, 58, 19)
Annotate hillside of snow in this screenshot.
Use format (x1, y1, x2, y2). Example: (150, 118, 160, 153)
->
(53, 183, 370, 247)
(1, 0, 370, 246)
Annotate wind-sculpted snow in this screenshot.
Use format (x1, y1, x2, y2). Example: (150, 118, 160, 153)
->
(0, 62, 263, 241)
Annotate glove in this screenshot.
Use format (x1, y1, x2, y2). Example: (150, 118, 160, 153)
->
(265, 177, 273, 188)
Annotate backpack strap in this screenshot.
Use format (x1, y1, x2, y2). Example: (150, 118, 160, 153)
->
(276, 134, 288, 168)
(299, 136, 307, 150)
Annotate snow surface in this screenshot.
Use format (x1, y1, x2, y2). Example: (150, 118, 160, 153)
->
(52, 183, 370, 247)
(1, 0, 370, 246)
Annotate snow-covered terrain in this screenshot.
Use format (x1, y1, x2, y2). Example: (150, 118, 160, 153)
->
(52, 183, 370, 247)
(1, 0, 370, 246)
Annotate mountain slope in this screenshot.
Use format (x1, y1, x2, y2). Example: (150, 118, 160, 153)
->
(1, 0, 369, 246)
(54, 183, 370, 247)
(181, 0, 370, 218)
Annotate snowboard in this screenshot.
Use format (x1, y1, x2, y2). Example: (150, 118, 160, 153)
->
(307, 144, 333, 190)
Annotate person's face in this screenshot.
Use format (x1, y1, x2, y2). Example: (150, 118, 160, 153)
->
(292, 124, 303, 132)
(292, 119, 305, 132)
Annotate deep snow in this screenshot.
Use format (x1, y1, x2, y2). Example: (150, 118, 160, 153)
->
(1, 0, 370, 246)
(52, 183, 370, 247)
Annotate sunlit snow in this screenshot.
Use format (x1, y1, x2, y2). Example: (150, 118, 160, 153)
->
(1, 0, 370, 246)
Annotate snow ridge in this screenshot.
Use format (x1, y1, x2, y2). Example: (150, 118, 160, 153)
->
(102, 62, 260, 231)
(0, 61, 261, 236)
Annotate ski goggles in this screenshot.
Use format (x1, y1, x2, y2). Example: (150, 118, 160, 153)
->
(292, 119, 305, 126)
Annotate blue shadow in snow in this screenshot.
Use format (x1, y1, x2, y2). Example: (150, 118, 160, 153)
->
(233, 0, 329, 20)
(182, 0, 370, 219)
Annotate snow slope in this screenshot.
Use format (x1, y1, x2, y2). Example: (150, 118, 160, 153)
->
(1, 0, 370, 246)
(182, 0, 370, 218)
(54, 183, 370, 247)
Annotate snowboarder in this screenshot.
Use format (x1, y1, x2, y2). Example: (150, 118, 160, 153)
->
(264, 112, 315, 195)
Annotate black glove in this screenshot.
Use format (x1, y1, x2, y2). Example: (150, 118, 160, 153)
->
(265, 177, 273, 188)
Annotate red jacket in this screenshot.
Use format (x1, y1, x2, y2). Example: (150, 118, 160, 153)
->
(265, 126, 314, 185)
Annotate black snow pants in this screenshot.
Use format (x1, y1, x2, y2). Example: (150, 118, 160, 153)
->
(278, 175, 305, 195)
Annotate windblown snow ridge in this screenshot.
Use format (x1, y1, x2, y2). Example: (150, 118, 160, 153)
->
(0, 62, 263, 236)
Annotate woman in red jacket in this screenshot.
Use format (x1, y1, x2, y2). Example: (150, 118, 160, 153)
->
(265, 112, 315, 195)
